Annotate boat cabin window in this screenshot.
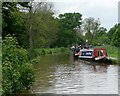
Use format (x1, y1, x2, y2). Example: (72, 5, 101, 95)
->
(97, 50, 104, 57)
(101, 50, 104, 56)
(97, 50, 100, 57)
(81, 51, 93, 56)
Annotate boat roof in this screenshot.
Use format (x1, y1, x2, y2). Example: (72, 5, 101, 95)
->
(80, 48, 106, 52)
(93, 48, 106, 50)
(80, 49, 93, 51)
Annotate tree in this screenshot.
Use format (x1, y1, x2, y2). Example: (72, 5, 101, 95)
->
(107, 23, 120, 45)
(111, 27, 120, 47)
(31, 2, 58, 48)
(97, 34, 109, 45)
(28, 2, 33, 49)
(97, 27, 107, 36)
(2, 2, 58, 49)
(82, 17, 100, 45)
(93, 27, 109, 45)
(2, 2, 29, 48)
(58, 13, 82, 29)
(75, 27, 86, 45)
(55, 12, 83, 47)
(0, 1, 1, 37)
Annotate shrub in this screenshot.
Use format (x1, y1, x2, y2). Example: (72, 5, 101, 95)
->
(41, 49, 45, 55)
(27, 49, 39, 59)
(2, 35, 37, 95)
(111, 28, 120, 47)
(60, 47, 66, 52)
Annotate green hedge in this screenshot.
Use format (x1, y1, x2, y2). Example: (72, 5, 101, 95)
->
(2, 35, 40, 95)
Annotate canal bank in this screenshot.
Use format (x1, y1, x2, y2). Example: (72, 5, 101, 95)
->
(27, 47, 69, 59)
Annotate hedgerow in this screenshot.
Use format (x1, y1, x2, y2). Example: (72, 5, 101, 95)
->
(2, 35, 40, 95)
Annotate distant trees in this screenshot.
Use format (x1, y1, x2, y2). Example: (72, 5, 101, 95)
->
(107, 24, 119, 42)
(54, 13, 84, 47)
(95, 27, 109, 45)
(80, 17, 116, 46)
(81, 17, 100, 45)
(111, 24, 120, 47)
(31, 2, 58, 48)
(107, 23, 120, 47)
(58, 13, 82, 29)
(2, 2, 119, 48)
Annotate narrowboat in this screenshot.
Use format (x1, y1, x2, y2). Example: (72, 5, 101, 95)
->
(78, 48, 110, 61)
(73, 47, 80, 58)
(74, 52, 79, 58)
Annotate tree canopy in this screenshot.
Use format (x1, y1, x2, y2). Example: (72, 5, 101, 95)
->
(2, 2, 119, 48)
(53, 12, 84, 47)
(2, 2, 30, 48)
(81, 17, 100, 45)
(111, 26, 120, 47)
(58, 13, 82, 29)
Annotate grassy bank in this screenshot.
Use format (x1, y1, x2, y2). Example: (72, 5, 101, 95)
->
(27, 47, 69, 59)
(93, 45, 119, 62)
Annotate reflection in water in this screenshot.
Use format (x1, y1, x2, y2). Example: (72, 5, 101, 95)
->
(93, 65, 107, 73)
(30, 52, 118, 94)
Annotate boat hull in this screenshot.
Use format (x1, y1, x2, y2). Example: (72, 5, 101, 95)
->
(78, 56, 112, 63)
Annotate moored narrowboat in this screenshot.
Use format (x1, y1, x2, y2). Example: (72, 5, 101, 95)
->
(78, 48, 110, 61)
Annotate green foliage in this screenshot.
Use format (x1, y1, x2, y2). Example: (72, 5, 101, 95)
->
(2, 3, 84, 49)
(92, 23, 120, 47)
(111, 28, 120, 47)
(27, 49, 40, 59)
(58, 13, 82, 29)
(96, 34, 109, 45)
(107, 24, 119, 42)
(2, 2, 59, 49)
(30, 56, 40, 64)
(82, 17, 101, 45)
(94, 27, 109, 45)
(77, 36, 85, 45)
(27, 47, 68, 59)
(55, 29, 77, 47)
(54, 12, 83, 47)
(97, 27, 107, 36)
(81, 18, 110, 46)
(2, 2, 29, 48)
(2, 35, 39, 95)
(60, 47, 66, 52)
(32, 2, 58, 48)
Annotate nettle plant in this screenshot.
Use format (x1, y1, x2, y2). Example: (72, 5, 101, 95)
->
(2, 35, 38, 95)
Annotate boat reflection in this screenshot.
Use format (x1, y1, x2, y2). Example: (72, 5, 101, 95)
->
(73, 58, 109, 73)
(93, 65, 107, 73)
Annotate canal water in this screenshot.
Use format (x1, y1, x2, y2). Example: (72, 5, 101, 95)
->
(30, 52, 118, 94)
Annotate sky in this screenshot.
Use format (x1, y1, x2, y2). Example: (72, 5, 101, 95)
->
(49, 0, 119, 31)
